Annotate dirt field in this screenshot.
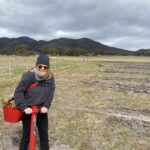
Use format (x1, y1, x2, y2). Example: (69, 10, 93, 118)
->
(0, 55, 150, 150)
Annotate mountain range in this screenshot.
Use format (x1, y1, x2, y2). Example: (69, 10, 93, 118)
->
(0, 36, 149, 56)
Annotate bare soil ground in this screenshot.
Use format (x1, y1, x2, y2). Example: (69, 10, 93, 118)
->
(0, 56, 150, 150)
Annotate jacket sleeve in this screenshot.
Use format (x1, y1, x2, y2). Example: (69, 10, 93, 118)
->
(14, 72, 33, 111)
(43, 75, 55, 109)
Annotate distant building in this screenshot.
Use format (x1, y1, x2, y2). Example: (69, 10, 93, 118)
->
(28, 51, 40, 55)
(87, 52, 95, 56)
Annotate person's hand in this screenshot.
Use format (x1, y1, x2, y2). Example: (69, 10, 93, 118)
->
(24, 108, 33, 114)
(40, 107, 48, 113)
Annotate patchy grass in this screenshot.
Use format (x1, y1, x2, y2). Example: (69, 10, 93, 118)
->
(0, 55, 150, 150)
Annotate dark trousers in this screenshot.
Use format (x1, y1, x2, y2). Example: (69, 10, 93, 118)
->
(19, 113, 49, 150)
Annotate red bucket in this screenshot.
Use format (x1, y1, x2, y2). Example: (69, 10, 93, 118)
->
(3, 106, 23, 123)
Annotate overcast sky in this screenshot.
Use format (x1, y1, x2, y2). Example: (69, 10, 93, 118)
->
(0, 0, 150, 50)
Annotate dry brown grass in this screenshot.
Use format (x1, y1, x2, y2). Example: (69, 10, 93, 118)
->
(0, 55, 150, 150)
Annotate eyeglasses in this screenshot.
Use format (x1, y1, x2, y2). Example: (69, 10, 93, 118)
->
(37, 65, 48, 70)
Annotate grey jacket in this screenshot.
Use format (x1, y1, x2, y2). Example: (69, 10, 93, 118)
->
(14, 71, 55, 111)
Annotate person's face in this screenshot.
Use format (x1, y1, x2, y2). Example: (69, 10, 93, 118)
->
(37, 64, 49, 76)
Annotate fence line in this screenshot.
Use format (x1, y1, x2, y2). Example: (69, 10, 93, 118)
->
(0, 57, 92, 81)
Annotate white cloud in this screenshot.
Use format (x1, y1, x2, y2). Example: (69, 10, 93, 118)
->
(0, 0, 150, 50)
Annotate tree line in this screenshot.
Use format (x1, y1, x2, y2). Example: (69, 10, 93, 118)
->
(0, 43, 150, 56)
(0, 44, 103, 56)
